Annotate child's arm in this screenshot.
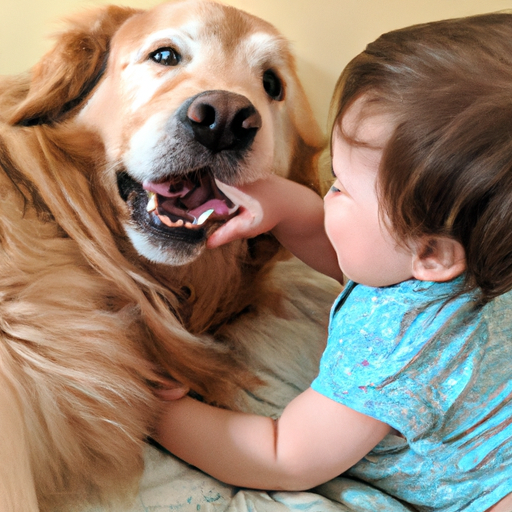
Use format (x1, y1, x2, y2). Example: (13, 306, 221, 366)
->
(155, 387, 391, 491)
(209, 176, 343, 282)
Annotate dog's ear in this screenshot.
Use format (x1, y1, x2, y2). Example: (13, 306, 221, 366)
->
(281, 61, 326, 193)
(9, 5, 139, 126)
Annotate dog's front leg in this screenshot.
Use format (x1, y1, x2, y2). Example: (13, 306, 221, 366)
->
(0, 370, 39, 512)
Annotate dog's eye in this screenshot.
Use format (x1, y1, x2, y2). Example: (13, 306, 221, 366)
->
(149, 47, 181, 66)
(263, 70, 284, 101)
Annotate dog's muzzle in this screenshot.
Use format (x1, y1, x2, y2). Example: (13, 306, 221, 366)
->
(118, 90, 262, 259)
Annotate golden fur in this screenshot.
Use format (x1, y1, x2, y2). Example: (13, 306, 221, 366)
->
(0, 1, 330, 510)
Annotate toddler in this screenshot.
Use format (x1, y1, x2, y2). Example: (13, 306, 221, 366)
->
(156, 12, 512, 512)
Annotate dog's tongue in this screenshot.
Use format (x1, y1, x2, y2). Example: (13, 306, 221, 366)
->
(143, 170, 237, 223)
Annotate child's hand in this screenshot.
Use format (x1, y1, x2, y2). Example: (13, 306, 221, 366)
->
(155, 378, 190, 401)
(208, 175, 343, 282)
(207, 175, 284, 249)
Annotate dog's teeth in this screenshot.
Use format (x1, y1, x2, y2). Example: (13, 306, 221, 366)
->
(146, 193, 157, 213)
(159, 214, 175, 227)
(154, 212, 186, 228)
(196, 209, 215, 225)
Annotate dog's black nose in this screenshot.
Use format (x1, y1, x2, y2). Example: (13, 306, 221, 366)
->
(180, 91, 261, 153)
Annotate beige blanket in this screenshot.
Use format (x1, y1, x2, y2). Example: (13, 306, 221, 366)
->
(91, 259, 413, 512)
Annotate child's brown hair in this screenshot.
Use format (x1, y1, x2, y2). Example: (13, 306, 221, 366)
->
(331, 12, 512, 303)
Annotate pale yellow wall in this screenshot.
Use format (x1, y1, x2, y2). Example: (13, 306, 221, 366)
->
(2, 0, 512, 128)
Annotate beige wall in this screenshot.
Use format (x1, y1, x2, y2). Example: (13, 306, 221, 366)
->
(2, 0, 512, 128)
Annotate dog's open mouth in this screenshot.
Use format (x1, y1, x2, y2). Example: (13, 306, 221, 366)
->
(117, 168, 239, 244)
(143, 168, 238, 229)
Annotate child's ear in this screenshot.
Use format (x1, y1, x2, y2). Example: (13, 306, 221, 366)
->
(412, 237, 466, 282)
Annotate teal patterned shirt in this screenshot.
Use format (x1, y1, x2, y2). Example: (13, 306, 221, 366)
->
(311, 278, 512, 511)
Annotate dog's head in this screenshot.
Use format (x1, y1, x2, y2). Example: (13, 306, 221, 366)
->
(9, 0, 324, 266)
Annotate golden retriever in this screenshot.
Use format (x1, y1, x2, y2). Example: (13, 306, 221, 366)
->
(0, 1, 336, 510)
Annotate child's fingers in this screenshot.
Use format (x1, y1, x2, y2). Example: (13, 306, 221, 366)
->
(207, 211, 254, 248)
(156, 387, 190, 401)
(208, 199, 267, 248)
(209, 177, 277, 248)
(155, 378, 190, 401)
(206, 225, 235, 248)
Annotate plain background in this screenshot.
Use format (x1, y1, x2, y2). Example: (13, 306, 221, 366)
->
(2, 0, 512, 129)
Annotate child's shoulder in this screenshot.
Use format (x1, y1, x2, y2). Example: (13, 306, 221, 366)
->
(330, 277, 481, 348)
(336, 277, 467, 315)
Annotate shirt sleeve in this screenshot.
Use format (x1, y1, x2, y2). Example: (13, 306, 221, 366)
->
(311, 279, 477, 438)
